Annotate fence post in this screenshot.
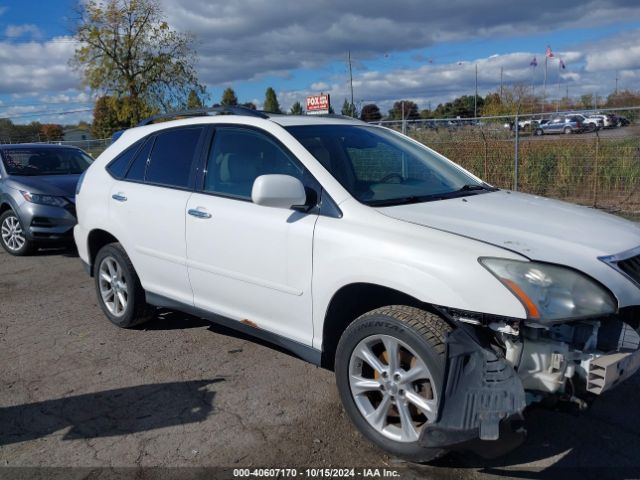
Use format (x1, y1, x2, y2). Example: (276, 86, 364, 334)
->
(592, 130, 600, 207)
(513, 114, 519, 191)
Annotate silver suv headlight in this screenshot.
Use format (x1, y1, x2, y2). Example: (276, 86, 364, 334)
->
(20, 190, 69, 208)
(479, 258, 616, 323)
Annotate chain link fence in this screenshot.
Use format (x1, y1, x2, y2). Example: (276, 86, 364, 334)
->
(374, 106, 640, 219)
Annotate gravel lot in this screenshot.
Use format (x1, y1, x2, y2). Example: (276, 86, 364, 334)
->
(1, 246, 640, 479)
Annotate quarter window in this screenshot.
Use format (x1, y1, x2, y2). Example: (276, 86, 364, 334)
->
(125, 137, 153, 182)
(204, 128, 303, 199)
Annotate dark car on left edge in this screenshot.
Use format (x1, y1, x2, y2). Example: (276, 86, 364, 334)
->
(0, 144, 92, 256)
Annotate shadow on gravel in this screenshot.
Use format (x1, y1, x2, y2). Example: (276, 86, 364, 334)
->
(0, 379, 224, 446)
(426, 374, 640, 479)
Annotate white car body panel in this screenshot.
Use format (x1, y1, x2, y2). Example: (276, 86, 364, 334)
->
(108, 182, 194, 305)
(185, 192, 317, 345)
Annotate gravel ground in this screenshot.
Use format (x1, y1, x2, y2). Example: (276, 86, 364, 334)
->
(1, 246, 640, 479)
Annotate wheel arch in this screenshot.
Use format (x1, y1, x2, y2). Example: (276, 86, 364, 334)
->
(320, 282, 450, 370)
(87, 229, 122, 276)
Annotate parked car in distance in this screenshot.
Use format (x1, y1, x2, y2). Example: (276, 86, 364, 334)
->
(589, 114, 618, 128)
(573, 114, 601, 131)
(534, 114, 585, 135)
(0, 144, 92, 255)
(75, 107, 640, 463)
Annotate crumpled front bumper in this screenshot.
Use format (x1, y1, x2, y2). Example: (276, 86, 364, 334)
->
(419, 326, 527, 458)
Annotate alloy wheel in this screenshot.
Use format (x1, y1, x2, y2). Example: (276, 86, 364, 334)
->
(348, 334, 438, 443)
(1, 215, 26, 252)
(98, 256, 129, 317)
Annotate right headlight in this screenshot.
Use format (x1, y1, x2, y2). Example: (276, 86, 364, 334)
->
(479, 258, 617, 323)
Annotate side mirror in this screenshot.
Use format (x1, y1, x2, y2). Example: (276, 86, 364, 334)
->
(251, 174, 307, 210)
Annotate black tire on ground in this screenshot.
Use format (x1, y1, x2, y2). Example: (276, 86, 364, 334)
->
(564, 127, 572, 134)
(93, 242, 155, 328)
(534, 128, 543, 136)
(0, 210, 34, 256)
(335, 305, 452, 463)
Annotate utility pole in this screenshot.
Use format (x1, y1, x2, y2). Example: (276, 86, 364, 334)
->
(615, 70, 619, 95)
(500, 66, 503, 99)
(542, 55, 548, 112)
(474, 63, 478, 118)
(348, 50, 355, 117)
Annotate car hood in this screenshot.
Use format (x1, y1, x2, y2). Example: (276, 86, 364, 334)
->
(377, 190, 640, 304)
(6, 174, 80, 200)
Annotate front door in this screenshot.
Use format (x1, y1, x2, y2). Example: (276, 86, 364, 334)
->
(185, 126, 318, 345)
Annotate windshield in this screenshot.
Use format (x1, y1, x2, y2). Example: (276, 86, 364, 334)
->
(1, 148, 93, 176)
(286, 125, 492, 206)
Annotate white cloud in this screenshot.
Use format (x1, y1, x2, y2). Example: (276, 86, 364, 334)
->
(0, 36, 80, 95)
(4, 24, 42, 39)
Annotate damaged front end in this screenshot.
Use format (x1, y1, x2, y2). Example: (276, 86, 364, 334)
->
(421, 307, 640, 457)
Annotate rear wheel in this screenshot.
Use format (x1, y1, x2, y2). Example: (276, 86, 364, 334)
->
(564, 126, 572, 134)
(534, 128, 543, 136)
(0, 210, 33, 256)
(335, 305, 451, 463)
(94, 243, 154, 328)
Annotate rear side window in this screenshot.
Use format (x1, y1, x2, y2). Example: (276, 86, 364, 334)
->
(145, 127, 204, 188)
(126, 137, 153, 182)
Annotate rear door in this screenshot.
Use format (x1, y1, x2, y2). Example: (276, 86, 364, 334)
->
(108, 126, 206, 305)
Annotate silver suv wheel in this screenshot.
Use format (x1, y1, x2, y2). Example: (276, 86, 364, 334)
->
(348, 334, 439, 443)
(1, 214, 26, 252)
(98, 255, 129, 317)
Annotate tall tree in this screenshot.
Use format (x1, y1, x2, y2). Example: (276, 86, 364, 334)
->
(388, 100, 419, 120)
(360, 104, 381, 122)
(186, 89, 204, 109)
(72, 0, 204, 124)
(289, 101, 304, 115)
(91, 95, 144, 137)
(221, 88, 238, 106)
(263, 87, 281, 113)
(341, 98, 356, 117)
(40, 124, 64, 141)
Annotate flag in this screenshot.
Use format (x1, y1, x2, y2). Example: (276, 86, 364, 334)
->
(545, 46, 554, 58)
(560, 58, 566, 69)
(530, 56, 538, 67)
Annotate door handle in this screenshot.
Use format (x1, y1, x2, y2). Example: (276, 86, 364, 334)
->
(188, 208, 212, 219)
(112, 193, 127, 202)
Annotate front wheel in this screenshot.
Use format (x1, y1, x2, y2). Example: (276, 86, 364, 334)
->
(0, 210, 33, 256)
(94, 243, 154, 328)
(335, 306, 451, 462)
(564, 127, 572, 134)
(534, 128, 543, 136)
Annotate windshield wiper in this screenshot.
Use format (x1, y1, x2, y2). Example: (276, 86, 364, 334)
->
(457, 184, 491, 192)
(366, 195, 442, 207)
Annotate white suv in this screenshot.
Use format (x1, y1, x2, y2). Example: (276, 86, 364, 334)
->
(75, 107, 640, 462)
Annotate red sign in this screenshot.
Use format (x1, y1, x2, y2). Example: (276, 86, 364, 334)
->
(306, 94, 330, 114)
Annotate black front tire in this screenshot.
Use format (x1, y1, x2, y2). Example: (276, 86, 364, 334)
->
(93, 243, 154, 328)
(534, 128, 543, 136)
(0, 210, 34, 256)
(335, 305, 452, 463)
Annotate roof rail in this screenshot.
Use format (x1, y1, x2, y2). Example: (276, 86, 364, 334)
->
(314, 113, 366, 122)
(137, 105, 269, 127)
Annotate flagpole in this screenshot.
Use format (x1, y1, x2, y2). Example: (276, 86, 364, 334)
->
(557, 59, 561, 112)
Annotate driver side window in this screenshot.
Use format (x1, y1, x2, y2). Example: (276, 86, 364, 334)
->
(204, 127, 304, 199)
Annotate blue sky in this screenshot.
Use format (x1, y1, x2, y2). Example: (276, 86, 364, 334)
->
(0, 0, 639, 125)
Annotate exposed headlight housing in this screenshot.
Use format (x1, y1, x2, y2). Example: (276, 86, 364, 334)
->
(20, 190, 69, 208)
(479, 258, 617, 324)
